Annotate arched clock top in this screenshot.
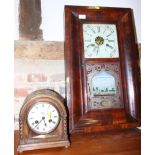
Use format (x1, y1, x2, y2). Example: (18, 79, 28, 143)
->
(18, 89, 70, 152)
(20, 89, 67, 118)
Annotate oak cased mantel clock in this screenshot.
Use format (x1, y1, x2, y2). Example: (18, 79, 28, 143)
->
(17, 89, 70, 152)
(65, 6, 141, 133)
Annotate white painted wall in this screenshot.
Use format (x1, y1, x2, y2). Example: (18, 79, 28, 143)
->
(14, 0, 19, 40)
(14, 0, 141, 42)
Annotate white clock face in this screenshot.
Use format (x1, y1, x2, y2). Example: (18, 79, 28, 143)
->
(27, 102, 60, 134)
(83, 24, 119, 58)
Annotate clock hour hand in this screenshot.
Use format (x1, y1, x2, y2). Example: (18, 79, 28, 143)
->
(41, 116, 47, 127)
(106, 43, 113, 49)
(87, 43, 95, 48)
(43, 118, 47, 127)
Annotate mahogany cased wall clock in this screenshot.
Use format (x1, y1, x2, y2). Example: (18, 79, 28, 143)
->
(17, 89, 70, 152)
(65, 6, 141, 133)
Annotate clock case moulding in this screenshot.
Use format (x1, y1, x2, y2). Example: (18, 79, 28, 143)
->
(64, 5, 141, 133)
(17, 89, 70, 153)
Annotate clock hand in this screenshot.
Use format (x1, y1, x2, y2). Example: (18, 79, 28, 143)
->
(96, 46, 99, 55)
(47, 110, 52, 123)
(43, 117, 47, 127)
(106, 43, 113, 49)
(44, 120, 47, 127)
(47, 111, 51, 121)
(105, 38, 114, 42)
(47, 105, 52, 120)
(34, 119, 43, 128)
(87, 43, 95, 48)
(50, 112, 51, 119)
(34, 116, 45, 128)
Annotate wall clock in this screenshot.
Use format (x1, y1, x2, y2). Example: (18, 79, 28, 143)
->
(17, 89, 70, 152)
(65, 6, 141, 133)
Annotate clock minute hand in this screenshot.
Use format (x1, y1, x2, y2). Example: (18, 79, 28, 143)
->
(96, 46, 99, 55)
(105, 38, 114, 42)
(34, 119, 43, 128)
(34, 116, 45, 128)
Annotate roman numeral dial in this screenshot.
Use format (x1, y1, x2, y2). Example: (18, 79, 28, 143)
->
(83, 24, 119, 58)
(27, 102, 60, 134)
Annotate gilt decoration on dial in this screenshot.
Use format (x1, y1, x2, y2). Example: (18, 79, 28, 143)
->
(27, 102, 60, 134)
(83, 24, 119, 58)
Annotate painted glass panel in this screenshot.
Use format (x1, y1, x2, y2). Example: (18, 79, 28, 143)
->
(92, 71, 116, 95)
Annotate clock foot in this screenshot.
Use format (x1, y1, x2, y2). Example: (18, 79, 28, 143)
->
(65, 145, 69, 148)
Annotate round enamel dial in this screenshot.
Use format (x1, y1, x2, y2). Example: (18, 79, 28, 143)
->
(83, 24, 119, 58)
(27, 102, 60, 134)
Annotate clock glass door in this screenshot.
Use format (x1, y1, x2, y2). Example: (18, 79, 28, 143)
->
(82, 22, 123, 111)
(85, 62, 123, 110)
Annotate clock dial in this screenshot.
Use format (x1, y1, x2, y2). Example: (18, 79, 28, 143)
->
(27, 102, 60, 134)
(83, 24, 119, 58)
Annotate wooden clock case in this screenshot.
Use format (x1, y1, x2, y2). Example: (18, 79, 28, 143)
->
(17, 89, 70, 152)
(64, 6, 141, 133)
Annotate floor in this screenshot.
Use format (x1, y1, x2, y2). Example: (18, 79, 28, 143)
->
(14, 128, 141, 155)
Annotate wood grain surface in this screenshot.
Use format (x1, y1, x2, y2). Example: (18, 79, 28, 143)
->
(64, 6, 141, 132)
(15, 128, 141, 155)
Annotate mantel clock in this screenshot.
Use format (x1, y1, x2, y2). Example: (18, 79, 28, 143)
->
(65, 6, 140, 133)
(17, 89, 70, 152)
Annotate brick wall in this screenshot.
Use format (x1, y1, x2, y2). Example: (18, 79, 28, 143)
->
(14, 59, 65, 130)
(14, 41, 141, 130)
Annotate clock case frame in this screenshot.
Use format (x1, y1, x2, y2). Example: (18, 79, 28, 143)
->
(17, 89, 70, 152)
(65, 6, 141, 133)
